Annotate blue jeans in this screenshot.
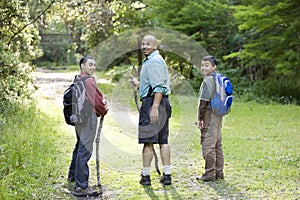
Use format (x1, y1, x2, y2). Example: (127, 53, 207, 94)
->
(68, 112, 97, 188)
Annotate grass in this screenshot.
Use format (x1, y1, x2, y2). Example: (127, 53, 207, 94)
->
(222, 102, 300, 199)
(94, 98, 300, 199)
(0, 70, 299, 199)
(0, 99, 69, 199)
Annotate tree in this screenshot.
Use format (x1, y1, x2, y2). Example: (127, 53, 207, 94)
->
(0, 0, 53, 102)
(143, 0, 242, 83)
(58, 0, 115, 55)
(230, 0, 300, 103)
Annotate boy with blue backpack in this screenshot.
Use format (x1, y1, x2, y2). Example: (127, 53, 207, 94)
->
(196, 55, 232, 181)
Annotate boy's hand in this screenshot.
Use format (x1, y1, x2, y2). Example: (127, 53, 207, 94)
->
(197, 120, 204, 129)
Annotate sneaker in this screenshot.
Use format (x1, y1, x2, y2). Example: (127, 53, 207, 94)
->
(160, 173, 172, 185)
(196, 174, 216, 182)
(216, 171, 224, 180)
(73, 186, 100, 197)
(140, 174, 151, 186)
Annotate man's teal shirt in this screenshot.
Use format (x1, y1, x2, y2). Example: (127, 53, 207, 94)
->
(139, 50, 171, 99)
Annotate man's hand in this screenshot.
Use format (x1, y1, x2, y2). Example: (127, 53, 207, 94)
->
(150, 104, 159, 123)
(197, 120, 204, 130)
(129, 76, 139, 87)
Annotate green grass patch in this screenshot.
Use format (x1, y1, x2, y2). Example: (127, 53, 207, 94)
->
(0, 102, 61, 199)
(94, 100, 300, 199)
(0, 96, 74, 199)
(221, 102, 300, 199)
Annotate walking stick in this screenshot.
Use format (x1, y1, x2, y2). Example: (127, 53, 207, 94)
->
(129, 74, 161, 176)
(129, 75, 140, 113)
(96, 115, 104, 188)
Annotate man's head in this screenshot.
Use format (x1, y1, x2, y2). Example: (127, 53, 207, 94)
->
(80, 55, 96, 75)
(141, 35, 158, 56)
(201, 55, 217, 76)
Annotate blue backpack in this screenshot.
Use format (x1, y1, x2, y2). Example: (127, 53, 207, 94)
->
(210, 72, 233, 116)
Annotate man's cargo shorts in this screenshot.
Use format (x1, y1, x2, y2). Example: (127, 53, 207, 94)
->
(138, 96, 172, 144)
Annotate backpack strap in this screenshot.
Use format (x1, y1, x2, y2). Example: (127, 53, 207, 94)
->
(74, 75, 93, 84)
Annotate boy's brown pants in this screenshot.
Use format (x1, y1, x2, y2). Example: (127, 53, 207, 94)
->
(200, 110, 224, 178)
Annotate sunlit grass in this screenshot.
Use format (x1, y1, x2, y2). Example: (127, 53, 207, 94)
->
(96, 100, 300, 199)
(0, 101, 68, 199)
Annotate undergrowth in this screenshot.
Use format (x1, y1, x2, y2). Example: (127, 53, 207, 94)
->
(0, 101, 64, 199)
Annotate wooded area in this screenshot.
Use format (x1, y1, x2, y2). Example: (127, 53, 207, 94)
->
(1, 0, 300, 106)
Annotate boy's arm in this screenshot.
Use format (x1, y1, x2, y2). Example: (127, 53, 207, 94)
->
(85, 78, 108, 116)
(197, 100, 209, 129)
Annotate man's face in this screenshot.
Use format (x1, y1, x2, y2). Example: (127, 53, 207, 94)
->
(200, 60, 216, 76)
(81, 59, 96, 75)
(141, 36, 156, 56)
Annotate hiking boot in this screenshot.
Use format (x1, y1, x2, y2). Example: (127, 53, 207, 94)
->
(216, 171, 224, 180)
(196, 174, 216, 182)
(160, 173, 172, 185)
(67, 177, 75, 182)
(73, 186, 100, 197)
(140, 175, 151, 186)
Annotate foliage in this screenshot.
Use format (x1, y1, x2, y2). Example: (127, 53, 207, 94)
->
(0, 101, 63, 199)
(59, 0, 115, 54)
(230, 0, 300, 103)
(0, 0, 47, 102)
(2, 0, 300, 105)
(141, 0, 245, 96)
(140, 0, 300, 104)
(144, 0, 242, 70)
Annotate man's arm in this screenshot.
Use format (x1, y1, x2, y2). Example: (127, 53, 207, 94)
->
(150, 92, 162, 123)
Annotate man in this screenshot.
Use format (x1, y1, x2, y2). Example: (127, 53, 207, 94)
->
(130, 35, 172, 186)
(67, 56, 108, 196)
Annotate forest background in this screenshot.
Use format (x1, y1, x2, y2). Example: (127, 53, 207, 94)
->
(1, 0, 300, 106)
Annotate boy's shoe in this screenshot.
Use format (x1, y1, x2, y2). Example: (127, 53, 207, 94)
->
(160, 173, 172, 185)
(73, 186, 100, 197)
(196, 174, 216, 182)
(140, 175, 151, 186)
(216, 171, 224, 180)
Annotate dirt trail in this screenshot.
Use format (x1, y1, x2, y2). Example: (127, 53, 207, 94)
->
(33, 68, 76, 108)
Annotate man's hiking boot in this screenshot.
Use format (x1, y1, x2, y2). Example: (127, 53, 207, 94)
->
(160, 173, 172, 186)
(73, 186, 100, 197)
(140, 175, 151, 186)
(216, 171, 224, 180)
(67, 177, 75, 182)
(196, 174, 216, 182)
